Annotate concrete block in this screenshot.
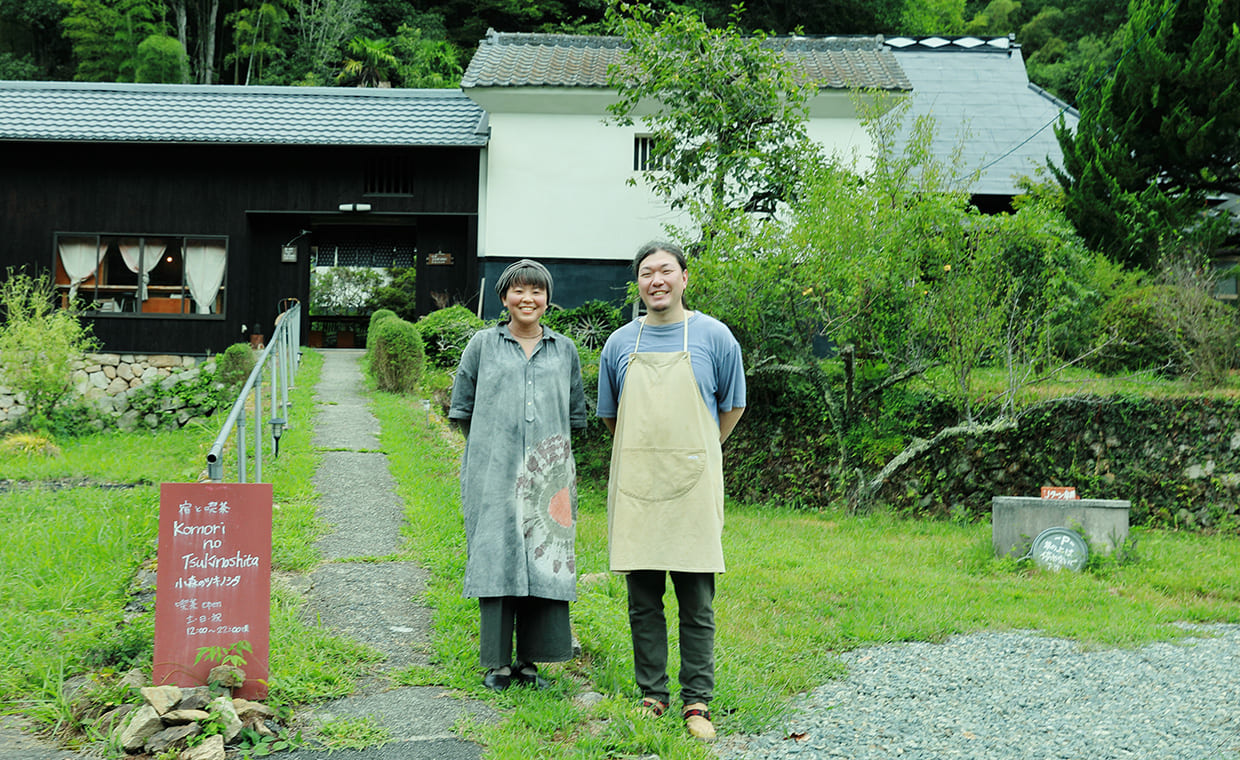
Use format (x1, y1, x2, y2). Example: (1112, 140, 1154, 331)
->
(992, 496, 1129, 558)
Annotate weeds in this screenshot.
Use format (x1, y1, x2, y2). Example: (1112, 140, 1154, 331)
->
(316, 715, 391, 749)
(194, 640, 252, 668)
(0, 431, 62, 458)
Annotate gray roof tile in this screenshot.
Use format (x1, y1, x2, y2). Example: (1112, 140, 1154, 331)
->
(888, 38, 1079, 196)
(462, 30, 911, 91)
(0, 81, 488, 146)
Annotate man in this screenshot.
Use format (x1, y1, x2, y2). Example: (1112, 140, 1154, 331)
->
(597, 240, 746, 741)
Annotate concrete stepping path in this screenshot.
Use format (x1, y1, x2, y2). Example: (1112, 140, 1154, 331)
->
(282, 348, 495, 759)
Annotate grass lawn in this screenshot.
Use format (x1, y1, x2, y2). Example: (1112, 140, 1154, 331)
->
(372, 384, 1240, 760)
(3, 351, 1240, 760)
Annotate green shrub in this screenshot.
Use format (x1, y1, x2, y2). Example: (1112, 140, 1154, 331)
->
(43, 401, 98, 439)
(1088, 286, 1180, 375)
(0, 268, 98, 429)
(370, 317, 426, 393)
(369, 309, 399, 331)
(543, 299, 625, 350)
(414, 305, 484, 369)
(217, 343, 256, 388)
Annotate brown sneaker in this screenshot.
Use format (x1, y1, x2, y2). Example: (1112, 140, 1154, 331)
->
(682, 702, 715, 741)
(637, 696, 667, 718)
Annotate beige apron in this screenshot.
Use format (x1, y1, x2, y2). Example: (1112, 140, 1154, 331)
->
(607, 315, 726, 573)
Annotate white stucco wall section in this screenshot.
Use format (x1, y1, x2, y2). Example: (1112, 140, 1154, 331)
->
(480, 111, 685, 264)
(471, 86, 885, 265)
(807, 117, 875, 174)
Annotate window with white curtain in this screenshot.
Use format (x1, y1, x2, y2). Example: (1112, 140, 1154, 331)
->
(53, 233, 227, 317)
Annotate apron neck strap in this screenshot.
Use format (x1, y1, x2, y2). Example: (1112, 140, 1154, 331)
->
(635, 312, 690, 352)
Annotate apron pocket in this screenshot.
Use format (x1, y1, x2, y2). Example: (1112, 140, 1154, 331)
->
(616, 446, 707, 502)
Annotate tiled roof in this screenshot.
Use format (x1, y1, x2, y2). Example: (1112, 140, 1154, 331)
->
(886, 37, 1079, 196)
(0, 80, 488, 146)
(462, 30, 911, 91)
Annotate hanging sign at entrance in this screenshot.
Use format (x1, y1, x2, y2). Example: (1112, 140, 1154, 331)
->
(153, 482, 272, 699)
(427, 251, 453, 265)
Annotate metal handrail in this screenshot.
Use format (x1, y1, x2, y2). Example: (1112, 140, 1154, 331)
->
(206, 301, 301, 482)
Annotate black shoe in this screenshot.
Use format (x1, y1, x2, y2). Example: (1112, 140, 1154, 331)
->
(482, 668, 511, 691)
(513, 664, 550, 690)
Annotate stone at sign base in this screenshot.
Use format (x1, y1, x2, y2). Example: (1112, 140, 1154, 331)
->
(992, 496, 1130, 559)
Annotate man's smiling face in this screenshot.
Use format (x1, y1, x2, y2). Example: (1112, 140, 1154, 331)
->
(636, 249, 687, 316)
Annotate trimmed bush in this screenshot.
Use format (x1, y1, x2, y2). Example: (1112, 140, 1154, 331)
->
(415, 305, 485, 369)
(217, 343, 256, 388)
(370, 317, 426, 393)
(369, 309, 398, 331)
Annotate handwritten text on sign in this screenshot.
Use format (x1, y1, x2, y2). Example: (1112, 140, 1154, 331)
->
(154, 482, 272, 699)
(1040, 486, 1078, 500)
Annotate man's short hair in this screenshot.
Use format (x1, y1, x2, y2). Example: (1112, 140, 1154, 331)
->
(633, 241, 687, 277)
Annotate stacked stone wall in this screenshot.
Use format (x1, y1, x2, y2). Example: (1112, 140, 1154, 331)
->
(871, 397, 1240, 531)
(0, 353, 222, 431)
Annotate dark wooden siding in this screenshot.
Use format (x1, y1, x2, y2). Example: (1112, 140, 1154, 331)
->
(0, 141, 480, 354)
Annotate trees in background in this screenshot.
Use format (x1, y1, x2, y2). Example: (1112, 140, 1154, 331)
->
(0, 0, 1135, 95)
(0, 0, 72, 77)
(1053, 0, 1240, 269)
(390, 24, 462, 87)
(683, 91, 1122, 501)
(336, 34, 397, 85)
(168, 0, 220, 83)
(605, 2, 817, 235)
(135, 30, 189, 82)
(224, 0, 289, 85)
(60, 0, 173, 82)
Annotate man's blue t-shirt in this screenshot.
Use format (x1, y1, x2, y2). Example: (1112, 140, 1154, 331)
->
(597, 312, 746, 424)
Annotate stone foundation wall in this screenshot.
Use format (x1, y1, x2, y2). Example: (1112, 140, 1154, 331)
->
(0, 353, 220, 431)
(874, 397, 1240, 531)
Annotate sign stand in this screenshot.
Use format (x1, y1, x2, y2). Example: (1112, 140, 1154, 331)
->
(153, 482, 272, 699)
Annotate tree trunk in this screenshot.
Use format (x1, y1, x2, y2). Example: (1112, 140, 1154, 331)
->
(193, 0, 219, 84)
(172, 0, 188, 66)
(851, 417, 1018, 511)
(204, 0, 219, 84)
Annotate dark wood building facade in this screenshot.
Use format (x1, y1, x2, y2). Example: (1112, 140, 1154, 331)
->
(0, 81, 487, 355)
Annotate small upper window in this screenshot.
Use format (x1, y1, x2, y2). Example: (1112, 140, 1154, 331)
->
(633, 135, 667, 172)
(365, 155, 415, 195)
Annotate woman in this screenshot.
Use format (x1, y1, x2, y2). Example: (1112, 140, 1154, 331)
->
(448, 259, 587, 691)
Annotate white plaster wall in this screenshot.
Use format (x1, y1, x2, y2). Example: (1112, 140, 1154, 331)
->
(808, 117, 876, 174)
(477, 104, 876, 265)
(481, 112, 686, 264)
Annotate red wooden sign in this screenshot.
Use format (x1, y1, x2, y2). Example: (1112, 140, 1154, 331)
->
(1040, 486, 1079, 500)
(153, 482, 272, 699)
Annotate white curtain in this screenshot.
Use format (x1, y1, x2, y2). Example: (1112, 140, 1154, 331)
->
(57, 238, 101, 301)
(118, 239, 166, 301)
(185, 243, 227, 314)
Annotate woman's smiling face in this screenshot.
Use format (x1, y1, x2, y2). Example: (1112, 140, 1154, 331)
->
(505, 280, 548, 330)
